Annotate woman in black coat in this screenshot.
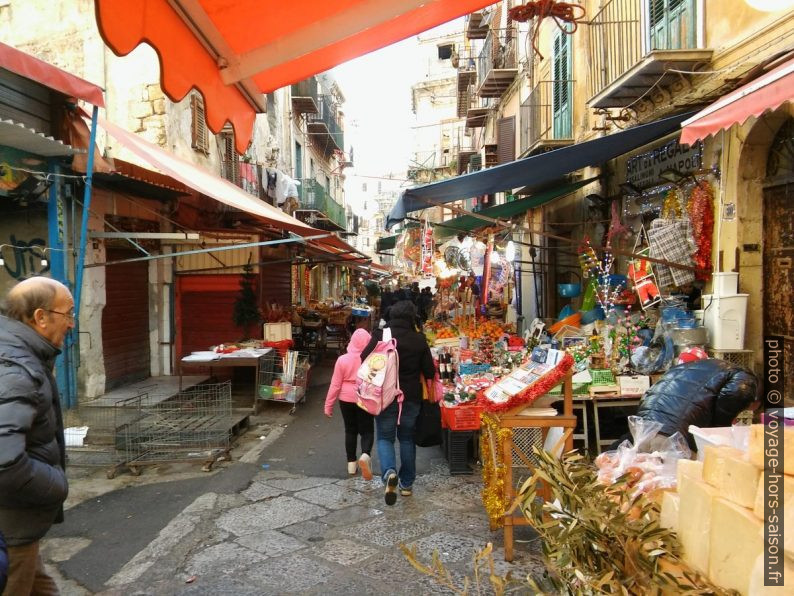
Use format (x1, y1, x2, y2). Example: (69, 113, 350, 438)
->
(361, 300, 435, 505)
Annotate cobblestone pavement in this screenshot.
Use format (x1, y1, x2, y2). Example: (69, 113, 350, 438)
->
(93, 466, 545, 595)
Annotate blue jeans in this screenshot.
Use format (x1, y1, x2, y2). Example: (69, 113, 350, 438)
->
(375, 398, 421, 489)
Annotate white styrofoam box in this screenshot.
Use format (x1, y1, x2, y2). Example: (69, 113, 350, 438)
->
(264, 322, 292, 342)
(711, 272, 738, 296)
(701, 294, 748, 350)
(689, 425, 750, 461)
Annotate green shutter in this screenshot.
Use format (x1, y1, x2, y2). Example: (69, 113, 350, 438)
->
(648, 0, 695, 51)
(552, 30, 572, 139)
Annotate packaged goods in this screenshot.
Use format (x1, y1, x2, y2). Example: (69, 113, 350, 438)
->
(708, 497, 763, 596)
(702, 445, 761, 509)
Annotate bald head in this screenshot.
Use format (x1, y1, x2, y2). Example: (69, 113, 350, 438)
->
(3, 277, 68, 323)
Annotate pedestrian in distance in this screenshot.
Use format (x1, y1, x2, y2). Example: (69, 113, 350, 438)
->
(324, 328, 375, 480)
(360, 300, 435, 505)
(0, 276, 75, 595)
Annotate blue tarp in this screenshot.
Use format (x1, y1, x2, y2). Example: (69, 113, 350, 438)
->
(386, 111, 695, 229)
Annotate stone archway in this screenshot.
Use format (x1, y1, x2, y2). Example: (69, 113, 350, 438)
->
(734, 108, 794, 401)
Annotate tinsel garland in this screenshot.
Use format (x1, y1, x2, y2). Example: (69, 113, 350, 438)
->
(476, 353, 574, 414)
(686, 181, 715, 280)
(480, 413, 513, 530)
(660, 187, 683, 219)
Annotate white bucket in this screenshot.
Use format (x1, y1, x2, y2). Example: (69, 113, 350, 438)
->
(711, 272, 738, 296)
(701, 294, 748, 350)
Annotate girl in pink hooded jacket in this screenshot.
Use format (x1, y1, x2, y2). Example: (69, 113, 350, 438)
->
(324, 328, 374, 479)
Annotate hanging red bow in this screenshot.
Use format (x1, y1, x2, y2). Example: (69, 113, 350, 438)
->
(508, 0, 586, 60)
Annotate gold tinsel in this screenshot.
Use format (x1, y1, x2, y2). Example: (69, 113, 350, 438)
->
(480, 413, 513, 530)
(660, 187, 683, 219)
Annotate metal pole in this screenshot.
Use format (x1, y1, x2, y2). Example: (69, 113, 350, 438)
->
(74, 104, 98, 317)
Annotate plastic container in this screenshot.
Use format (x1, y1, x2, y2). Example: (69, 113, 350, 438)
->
(711, 272, 738, 296)
(701, 294, 748, 350)
(440, 403, 483, 431)
(689, 425, 751, 460)
(557, 283, 581, 297)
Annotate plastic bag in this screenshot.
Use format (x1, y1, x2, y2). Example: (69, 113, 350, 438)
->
(595, 416, 692, 498)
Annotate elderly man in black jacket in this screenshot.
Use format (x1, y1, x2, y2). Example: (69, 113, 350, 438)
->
(0, 277, 74, 595)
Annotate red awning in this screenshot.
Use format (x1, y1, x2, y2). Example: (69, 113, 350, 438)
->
(94, 0, 496, 153)
(0, 42, 105, 107)
(680, 56, 794, 145)
(93, 114, 322, 236)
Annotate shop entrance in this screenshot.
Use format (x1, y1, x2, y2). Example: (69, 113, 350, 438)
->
(763, 119, 794, 404)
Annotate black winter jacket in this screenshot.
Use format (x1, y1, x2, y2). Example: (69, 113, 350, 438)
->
(361, 318, 435, 403)
(636, 359, 758, 451)
(0, 315, 68, 546)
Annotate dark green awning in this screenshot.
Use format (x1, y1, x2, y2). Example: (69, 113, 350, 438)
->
(434, 177, 596, 237)
(376, 235, 397, 252)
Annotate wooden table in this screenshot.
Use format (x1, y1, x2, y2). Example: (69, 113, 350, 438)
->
(179, 349, 274, 412)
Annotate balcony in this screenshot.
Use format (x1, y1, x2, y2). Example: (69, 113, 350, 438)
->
(466, 11, 488, 40)
(295, 178, 346, 231)
(290, 79, 319, 115)
(588, 0, 712, 109)
(477, 28, 518, 98)
(520, 80, 574, 157)
(455, 51, 478, 118)
(306, 94, 344, 155)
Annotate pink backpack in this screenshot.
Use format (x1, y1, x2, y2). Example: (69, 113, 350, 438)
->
(356, 327, 403, 418)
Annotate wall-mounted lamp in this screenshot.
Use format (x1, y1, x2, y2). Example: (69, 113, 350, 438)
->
(619, 182, 642, 196)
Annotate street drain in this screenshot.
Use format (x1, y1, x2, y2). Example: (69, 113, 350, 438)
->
(307, 536, 324, 542)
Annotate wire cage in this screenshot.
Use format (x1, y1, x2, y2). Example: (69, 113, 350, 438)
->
(258, 350, 311, 413)
(66, 393, 150, 478)
(119, 381, 233, 473)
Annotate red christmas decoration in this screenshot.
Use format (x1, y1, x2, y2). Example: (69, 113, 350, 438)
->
(686, 181, 715, 281)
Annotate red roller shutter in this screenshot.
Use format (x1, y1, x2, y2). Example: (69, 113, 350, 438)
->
(102, 249, 151, 390)
(176, 274, 242, 359)
(260, 263, 291, 305)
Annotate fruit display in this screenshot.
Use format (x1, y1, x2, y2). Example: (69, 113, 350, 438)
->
(451, 316, 511, 343)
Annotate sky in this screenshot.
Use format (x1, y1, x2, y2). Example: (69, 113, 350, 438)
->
(333, 37, 421, 217)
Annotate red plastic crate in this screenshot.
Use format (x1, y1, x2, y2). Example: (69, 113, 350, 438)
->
(440, 403, 483, 431)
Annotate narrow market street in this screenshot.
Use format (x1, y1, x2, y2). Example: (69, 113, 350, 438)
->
(44, 358, 545, 595)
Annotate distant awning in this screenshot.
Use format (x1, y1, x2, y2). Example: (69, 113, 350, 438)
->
(376, 235, 397, 252)
(386, 111, 694, 229)
(94, 0, 497, 153)
(0, 42, 104, 106)
(680, 56, 794, 145)
(433, 177, 598, 237)
(0, 119, 81, 156)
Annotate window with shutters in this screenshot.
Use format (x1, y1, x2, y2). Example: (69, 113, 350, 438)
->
(648, 0, 695, 51)
(190, 94, 210, 154)
(496, 116, 515, 165)
(219, 131, 240, 185)
(552, 29, 573, 140)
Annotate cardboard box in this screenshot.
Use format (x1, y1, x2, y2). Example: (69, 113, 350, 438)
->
(617, 375, 650, 396)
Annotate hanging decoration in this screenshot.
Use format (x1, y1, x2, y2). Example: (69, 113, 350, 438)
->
(420, 217, 435, 277)
(606, 200, 632, 245)
(660, 187, 684, 219)
(686, 180, 715, 281)
(480, 413, 513, 530)
(628, 226, 661, 310)
(508, 0, 586, 59)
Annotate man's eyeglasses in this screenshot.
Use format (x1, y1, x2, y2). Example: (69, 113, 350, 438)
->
(44, 309, 75, 322)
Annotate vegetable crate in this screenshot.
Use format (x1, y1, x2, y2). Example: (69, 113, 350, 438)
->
(257, 350, 311, 414)
(440, 403, 483, 431)
(441, 428, 477, 475)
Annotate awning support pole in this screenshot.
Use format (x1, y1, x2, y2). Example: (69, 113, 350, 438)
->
(74, 104, 98, 317)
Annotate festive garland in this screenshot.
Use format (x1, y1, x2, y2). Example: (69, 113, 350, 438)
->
(686, 181, 715, 280)
(660, 187, 683, 219)
(476, 353, 574, 414)
(480, 412, 513, 530)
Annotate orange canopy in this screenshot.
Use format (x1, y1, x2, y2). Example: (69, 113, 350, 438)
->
(94, 0, 496, 153)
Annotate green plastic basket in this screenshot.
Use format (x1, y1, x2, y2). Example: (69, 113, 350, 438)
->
(547, 383, 590, 396)
(590, 369, 616, 386)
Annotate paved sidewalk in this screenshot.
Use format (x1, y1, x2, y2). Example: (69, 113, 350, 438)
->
(93, 467, 544, 595)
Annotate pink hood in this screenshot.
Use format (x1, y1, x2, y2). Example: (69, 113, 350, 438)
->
(324, 328, 372, 412)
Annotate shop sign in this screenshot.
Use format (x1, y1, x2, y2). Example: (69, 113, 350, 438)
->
(626, 139, 702, 188)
